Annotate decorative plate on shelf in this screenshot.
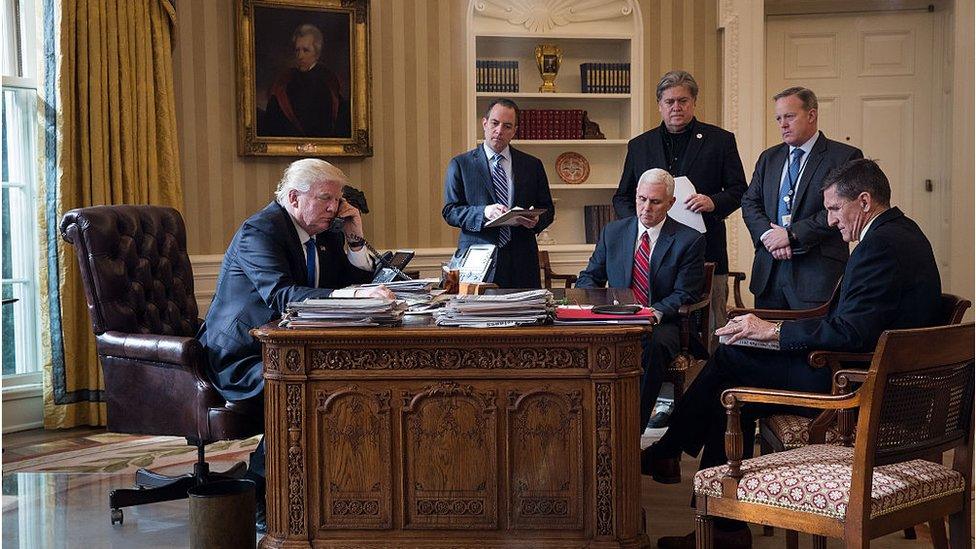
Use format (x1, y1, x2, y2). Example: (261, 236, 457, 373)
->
(555, 151, 590, 184)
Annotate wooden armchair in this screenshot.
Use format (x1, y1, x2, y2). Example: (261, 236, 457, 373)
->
(665, 262, 716, 401)
(727, 271, 747, 309)
(538, 250, 577, 289)
(694, 322, 974, 548)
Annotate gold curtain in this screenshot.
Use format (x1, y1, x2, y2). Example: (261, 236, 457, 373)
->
(44, 0, 183, 428)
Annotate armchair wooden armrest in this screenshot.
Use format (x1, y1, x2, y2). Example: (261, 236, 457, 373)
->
(728, 271, 747, 309)
(727, 305, 828, 321)
(808, 351, 873, 370)
(717, 386, 861, 495)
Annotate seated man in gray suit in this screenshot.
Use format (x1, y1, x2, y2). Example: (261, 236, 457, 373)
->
(577, 168, 706, 435)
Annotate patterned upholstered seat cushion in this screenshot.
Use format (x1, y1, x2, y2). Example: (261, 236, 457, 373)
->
(765, 414, 841, 449)
(694, 445, 964, 520)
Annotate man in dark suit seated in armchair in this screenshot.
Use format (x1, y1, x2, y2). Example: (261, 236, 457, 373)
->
(646, 159, 942, 549)
(197, 159, 394, 532)
(577, 168, 706, 439)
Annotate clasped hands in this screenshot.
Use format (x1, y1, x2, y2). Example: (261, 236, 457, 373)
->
(761, 223, 792, 260)
(484, 204, 538, 228)
(715, 313, 779, 344)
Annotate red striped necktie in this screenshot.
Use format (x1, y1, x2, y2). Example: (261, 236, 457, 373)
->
(631, 231, 650, 306)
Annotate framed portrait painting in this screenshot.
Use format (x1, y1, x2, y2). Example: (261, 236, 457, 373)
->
(236, 0, 372, 157)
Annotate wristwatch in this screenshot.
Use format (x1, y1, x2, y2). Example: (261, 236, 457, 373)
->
(772, 321, 783, 338)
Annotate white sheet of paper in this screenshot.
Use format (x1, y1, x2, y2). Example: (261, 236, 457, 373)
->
(668, 176, 707, 233)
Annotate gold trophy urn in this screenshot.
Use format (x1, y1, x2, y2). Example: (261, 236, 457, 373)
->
(535, 44, 562, 92)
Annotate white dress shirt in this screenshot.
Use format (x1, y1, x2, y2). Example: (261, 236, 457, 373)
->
(762, 131, 821, 241)
(483, 142, 514, 208)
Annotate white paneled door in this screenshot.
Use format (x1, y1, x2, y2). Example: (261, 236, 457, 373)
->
(766, 10, 947, 270)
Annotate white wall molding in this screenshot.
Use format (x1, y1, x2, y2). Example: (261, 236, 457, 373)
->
(718, 0, 765, 302)
(2, 382, 43, 434)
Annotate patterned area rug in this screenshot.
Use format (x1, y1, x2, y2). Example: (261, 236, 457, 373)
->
(3, 433, 261, 475)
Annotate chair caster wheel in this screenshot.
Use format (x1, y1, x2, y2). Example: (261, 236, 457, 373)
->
(111, 508, 123, 525)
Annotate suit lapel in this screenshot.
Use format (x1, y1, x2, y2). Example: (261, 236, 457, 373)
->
(791, 131, 827, 214)
(677, 119, 704, 175)
(765, 144, 789, 218)
(614, 218, 638, 287)
(472, 146, 496, 201)
(647, 126, 668, 169)
(510, 147, 529, 207)
(270, 202, 309, 284)
(649, 219, 676, 283)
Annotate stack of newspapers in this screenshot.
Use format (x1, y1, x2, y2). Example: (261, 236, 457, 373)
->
(433, 290, 553, 327)
(281, 298, 407, 328)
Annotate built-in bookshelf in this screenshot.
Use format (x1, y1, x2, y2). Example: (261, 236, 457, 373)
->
(466, 0, 643, 250)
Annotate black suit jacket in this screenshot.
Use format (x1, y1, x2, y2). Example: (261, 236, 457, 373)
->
(612, 119, 747, 274)
(741, 132, 863, 303)
(576, 216, 705, 323)
(198, 202, 373, 400)
(780, 207, 942, 352)
(442, 145, 555, 288)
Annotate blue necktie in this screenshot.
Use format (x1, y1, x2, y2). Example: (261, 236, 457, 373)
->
(777, 148, 805, 225)
(304, 237, 317, 287)
(490, 154, 511, 248)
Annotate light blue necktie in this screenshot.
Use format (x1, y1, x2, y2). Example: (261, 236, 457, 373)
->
(304, 237, 317, 287)
(490, 154, 511, 248)
(777, 148, 805, 225)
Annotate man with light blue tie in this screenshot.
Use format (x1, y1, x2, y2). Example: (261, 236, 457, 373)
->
(741, 87, 863, 309)
(443, 98, 555, 288)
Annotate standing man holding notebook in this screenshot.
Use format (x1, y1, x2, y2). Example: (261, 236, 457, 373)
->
(443, 98, 555, 288)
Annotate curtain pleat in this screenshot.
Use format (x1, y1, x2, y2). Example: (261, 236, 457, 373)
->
(43, 0, 183, 428)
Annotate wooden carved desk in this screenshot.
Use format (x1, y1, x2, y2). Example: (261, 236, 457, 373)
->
(254, 292, 650, 548)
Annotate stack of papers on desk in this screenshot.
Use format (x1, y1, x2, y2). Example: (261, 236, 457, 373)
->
(554, 305, 654, 325)
(434, 290, 553, 327)
(355, 278, 442, 306)
(281, 298, 407, 328)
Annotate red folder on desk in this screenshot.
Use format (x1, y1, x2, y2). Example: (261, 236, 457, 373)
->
(554, 306, 654, 324)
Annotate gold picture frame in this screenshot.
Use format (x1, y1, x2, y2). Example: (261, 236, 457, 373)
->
(236, 0, 372, 157)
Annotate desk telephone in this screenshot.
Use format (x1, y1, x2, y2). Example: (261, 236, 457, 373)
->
(329, 185, 414, 283)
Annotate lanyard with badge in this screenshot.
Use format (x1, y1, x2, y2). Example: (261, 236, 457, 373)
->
(781, 150, 809, 227)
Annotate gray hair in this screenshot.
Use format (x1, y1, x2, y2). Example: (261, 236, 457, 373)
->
(656, 70, 699, 102)
(275, 159, 348, 204)
(637, 168, 675, 198)
(292, 23, 323, 58)
(773, 86, 818, 111)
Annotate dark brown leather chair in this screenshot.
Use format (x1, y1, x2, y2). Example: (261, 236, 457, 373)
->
(60, 205, 261, 525)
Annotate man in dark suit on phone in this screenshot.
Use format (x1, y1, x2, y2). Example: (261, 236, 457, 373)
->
(577, 168, 705, 434)
(198, 159, 393, 531)
(613, 70, 747, 352)
(442, 98, 555, 288)
(741, 86, 863, 309)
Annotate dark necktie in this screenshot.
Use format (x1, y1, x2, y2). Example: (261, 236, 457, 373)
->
(630, 231, 650, 306)
(777, 148, 805, 225)
(490, 154, 511, 248)
(304, 237, 317, 288)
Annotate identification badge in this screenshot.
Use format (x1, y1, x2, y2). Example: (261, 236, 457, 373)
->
(781, 214, 792, 227)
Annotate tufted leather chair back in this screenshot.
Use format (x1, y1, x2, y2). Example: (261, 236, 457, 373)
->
(60, 205, 200, 337)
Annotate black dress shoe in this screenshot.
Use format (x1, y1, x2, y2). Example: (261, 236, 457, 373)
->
(657, 526, 752, 549)
(640, 443, 681, 484)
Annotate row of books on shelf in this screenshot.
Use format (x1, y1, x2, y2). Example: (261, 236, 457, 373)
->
(476, 60, 519, 92)
(580, 63, 631, 93)
(515, 109, 585, 140)
(583, 205, 617, 244)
